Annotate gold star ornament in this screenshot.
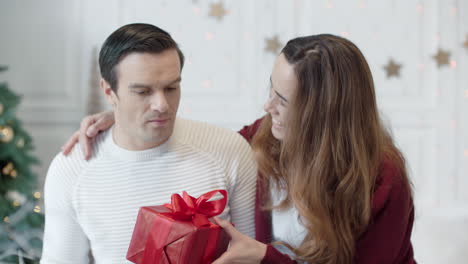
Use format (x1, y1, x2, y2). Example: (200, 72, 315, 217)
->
(433, 48, 450, 67)
(383, 59, 402, 78)
(265, 35, 282, 55)
(209, 2, 228, 21)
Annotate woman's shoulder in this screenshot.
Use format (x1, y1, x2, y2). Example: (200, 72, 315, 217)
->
(237, 116, 265, 143)
(371, 157, 412, 218)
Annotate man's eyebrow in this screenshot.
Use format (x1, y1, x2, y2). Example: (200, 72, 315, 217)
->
(129, 83, 151, 89)
(167, 77, 182, 86)
(128, 77, 182, 89)
(269, 76, 288, 102)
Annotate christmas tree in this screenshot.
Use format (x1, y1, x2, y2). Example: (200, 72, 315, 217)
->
(0, 66, 44, 263)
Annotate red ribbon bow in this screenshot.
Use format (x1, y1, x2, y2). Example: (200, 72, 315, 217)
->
(163, 190, 228, 226)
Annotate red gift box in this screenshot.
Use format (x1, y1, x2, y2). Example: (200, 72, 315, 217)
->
(126, 190, 230, 264)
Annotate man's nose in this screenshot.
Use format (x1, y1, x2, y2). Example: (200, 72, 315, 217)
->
(150, 91, 169, 113)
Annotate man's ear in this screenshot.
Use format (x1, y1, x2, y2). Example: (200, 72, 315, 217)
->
(101, 78, 117, 106)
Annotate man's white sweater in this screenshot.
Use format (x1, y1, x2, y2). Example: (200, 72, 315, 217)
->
(41, 118, 257, 264)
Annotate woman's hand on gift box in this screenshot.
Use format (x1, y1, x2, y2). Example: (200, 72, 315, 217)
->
(212, 217, 267, 264)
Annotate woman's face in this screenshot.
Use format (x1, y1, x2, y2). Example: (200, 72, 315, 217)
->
(264, 53, 297, 140)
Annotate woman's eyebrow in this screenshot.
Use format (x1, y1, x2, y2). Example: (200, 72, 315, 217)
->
(270, 77, 288, 102)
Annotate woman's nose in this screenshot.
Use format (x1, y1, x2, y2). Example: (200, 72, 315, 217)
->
(263, 96, 277, 114)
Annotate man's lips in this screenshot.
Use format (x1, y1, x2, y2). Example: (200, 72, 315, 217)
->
(147, 118, 170, 125)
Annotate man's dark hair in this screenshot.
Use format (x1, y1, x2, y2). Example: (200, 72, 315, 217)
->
(99, 23, 185, 91)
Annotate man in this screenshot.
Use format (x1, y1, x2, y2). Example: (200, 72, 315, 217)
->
(41, 23, 257, 263)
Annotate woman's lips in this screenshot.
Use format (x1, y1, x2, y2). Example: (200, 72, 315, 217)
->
(272, 119, 283, 129)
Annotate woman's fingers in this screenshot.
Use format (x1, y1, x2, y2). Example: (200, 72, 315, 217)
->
(212, 227, 267, 263)
(214, 216, 239, 239)
(212, 217, 267, 264)
(87, 111, 114, 137)
(211, 217, 235, 264)
(62, 111, 115, 160)
(79, 115, 98, 160)
(61, 131, 80, 155)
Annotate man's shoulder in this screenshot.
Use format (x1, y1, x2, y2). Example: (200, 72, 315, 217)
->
(44, 146, 86, 203)
(174, 117, 251, 154)
(47, 130, 110, 177)
(45, 130, 111, 201)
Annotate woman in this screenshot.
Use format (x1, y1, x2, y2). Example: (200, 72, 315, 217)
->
(62, 34, 415, 263)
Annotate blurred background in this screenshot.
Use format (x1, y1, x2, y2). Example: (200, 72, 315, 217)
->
(1, 0, 467, 263)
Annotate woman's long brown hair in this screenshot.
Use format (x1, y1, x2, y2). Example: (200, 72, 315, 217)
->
(252, 34, 411, 264)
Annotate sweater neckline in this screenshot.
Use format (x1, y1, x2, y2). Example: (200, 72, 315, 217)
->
(103, 127, 173, 161)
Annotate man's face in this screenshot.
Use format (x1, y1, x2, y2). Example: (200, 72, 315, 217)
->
(102, 49, 182, 150)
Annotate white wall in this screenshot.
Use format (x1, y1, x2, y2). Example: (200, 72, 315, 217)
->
(1, 0, 467, 262)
